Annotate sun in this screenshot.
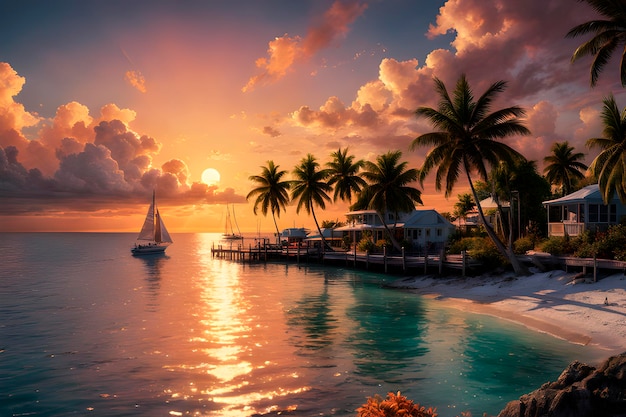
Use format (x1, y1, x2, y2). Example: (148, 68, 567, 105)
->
(201, 168, 221, 186)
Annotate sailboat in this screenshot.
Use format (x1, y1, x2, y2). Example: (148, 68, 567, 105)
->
(131, 191, 173, 255)
(222, 204, 243, 240)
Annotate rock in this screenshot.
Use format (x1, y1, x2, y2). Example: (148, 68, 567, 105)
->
(498, 352, 626, 417)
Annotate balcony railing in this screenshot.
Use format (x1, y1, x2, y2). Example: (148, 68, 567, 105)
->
(548, 222, 585, 237)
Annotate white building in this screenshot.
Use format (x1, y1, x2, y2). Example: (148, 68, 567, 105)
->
(335, 209, 455, 253)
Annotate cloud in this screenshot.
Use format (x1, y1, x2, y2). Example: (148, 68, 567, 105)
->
(0, 63, 245, 215)
(278, 0, 621, 176)
(243, 0, 367, 92)
(125, 70, 147, 93)
(262, 126, 282, 137)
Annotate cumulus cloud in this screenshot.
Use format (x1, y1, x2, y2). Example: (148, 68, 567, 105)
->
(0, 62, 244, 215)
(280, 0, 620, 173)
(243, 0, 367, 92)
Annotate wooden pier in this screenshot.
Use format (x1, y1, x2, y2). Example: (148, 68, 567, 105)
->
(211, 241, 481, 275)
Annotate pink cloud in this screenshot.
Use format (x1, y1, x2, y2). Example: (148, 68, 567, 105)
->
(280, 0, 623, 177)
(243, 0, 367, 92)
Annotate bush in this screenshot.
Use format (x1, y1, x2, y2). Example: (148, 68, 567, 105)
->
(356, 391, 438, 417)
(537, 236, 574, 255)
(574, 224, 626, 260)
(513, 236, 535, 254)
(357, 236, 376, 252)
(448, 237, 507, 269)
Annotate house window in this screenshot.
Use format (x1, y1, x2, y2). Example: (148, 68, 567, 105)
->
(437, 228, 443, 237)
(610, 204, 617, 223)
(600, 204, 608, 222)
(589, 204, 598, 223)
(411, 229, 418, 239)
(588, 204, 614, 223)
(425, 229, 431, 237)
(417, 229, 422, 238)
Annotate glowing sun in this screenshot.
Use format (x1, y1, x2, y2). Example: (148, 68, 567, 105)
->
(201, 168, 221, 186)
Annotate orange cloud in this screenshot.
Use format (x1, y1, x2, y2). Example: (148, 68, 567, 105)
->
(125, 70, 147, 93)
(0, 62, 246, 216)
(243, 0, 367, 92)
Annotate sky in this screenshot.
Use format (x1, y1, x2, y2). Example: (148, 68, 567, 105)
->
(0, 0, 622, 233)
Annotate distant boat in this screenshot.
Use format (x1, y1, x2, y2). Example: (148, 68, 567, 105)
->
(222, 203, 243, 240)
(131, 191, 173, 255)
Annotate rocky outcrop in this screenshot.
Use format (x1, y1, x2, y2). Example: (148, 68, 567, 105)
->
(498, 352, 626, 417)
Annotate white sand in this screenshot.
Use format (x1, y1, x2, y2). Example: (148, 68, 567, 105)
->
(389, 269, 626, 358)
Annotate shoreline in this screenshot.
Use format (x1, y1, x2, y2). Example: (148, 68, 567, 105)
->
(388, 270, 626, 363)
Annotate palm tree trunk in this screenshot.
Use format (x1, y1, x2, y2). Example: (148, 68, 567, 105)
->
(377, 212, 402, 252)
(310, 205, 328, 252)
(272, 213, 280, 244)
(464, 161, 528, 275)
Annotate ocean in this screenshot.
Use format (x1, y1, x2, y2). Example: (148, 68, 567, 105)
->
(0, 233, 601, 417)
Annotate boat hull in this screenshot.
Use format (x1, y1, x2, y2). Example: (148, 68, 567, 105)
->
(131, 243, 169, 255)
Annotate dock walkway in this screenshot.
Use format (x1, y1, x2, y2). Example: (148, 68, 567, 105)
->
(211, 242, 480, 275)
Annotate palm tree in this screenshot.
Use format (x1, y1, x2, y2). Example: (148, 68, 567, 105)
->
(246, 160, 291, 243)
(291, 154, 333, 251)
(411, 74, 530, 275)
(454, 193, 475, 228)
(566, 0, 626, 87)
(543, 141, 588, 196)
(326, 147, 366, 203)
(586, 93, 626, 203)
(352, 150, 422, 252)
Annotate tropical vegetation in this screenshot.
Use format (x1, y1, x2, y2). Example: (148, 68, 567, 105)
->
(586, 94, 626, 203)
(411, 74, 530, 275)
(566, 0, 626, 87)
(246, 160, 291, 243)
(543, 141, 588, 196)
(352, 150, 422, 252)
(291, 154, 333, 250)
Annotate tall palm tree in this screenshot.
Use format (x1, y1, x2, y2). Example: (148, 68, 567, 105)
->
(352, 150, 422, 252)
(566, 0, 626, 87)
(326, 147, 366, 203)
(586, 93, 626, 203)
(543, 141, 588, 196)
(246, 160, 291, 243)
(411, 74, 530, 275)
(291, 154, 333, 251)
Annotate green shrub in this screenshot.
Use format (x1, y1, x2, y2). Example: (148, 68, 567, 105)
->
(357, 236, 375, 252)
(513, 236, 535, 254)
(448, 237, 506, 269)
(538, 236, 574, 255)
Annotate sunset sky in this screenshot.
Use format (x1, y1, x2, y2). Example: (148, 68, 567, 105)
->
(0, 0, 622, 233)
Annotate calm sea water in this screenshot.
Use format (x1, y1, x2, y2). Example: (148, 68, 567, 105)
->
(0, 233, 602, 417)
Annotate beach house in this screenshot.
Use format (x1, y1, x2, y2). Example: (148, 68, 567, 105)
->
(543, 184, 626, 237)
(335, 209, 455, 253)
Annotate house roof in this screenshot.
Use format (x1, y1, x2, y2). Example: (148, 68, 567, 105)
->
(479, 196, 509, 209)
(542, 184, 612, 205)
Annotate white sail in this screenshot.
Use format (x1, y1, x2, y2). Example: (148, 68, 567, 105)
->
(156, 208, 173, 243)
(137, 199, 156, 241)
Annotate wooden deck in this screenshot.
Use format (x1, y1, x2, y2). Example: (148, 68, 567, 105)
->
(211, 242, 481, 275)
(212, 242, 626, 278)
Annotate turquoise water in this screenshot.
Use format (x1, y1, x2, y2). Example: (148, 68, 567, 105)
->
(0, 233, 602, 416)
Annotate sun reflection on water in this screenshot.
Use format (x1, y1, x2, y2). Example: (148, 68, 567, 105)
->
(165, 234, 310, 415)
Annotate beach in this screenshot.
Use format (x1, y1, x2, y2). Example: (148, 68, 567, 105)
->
(389, 269, 626, 360)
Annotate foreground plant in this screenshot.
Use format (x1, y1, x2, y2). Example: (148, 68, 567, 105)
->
(356, 391, 437, 417)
